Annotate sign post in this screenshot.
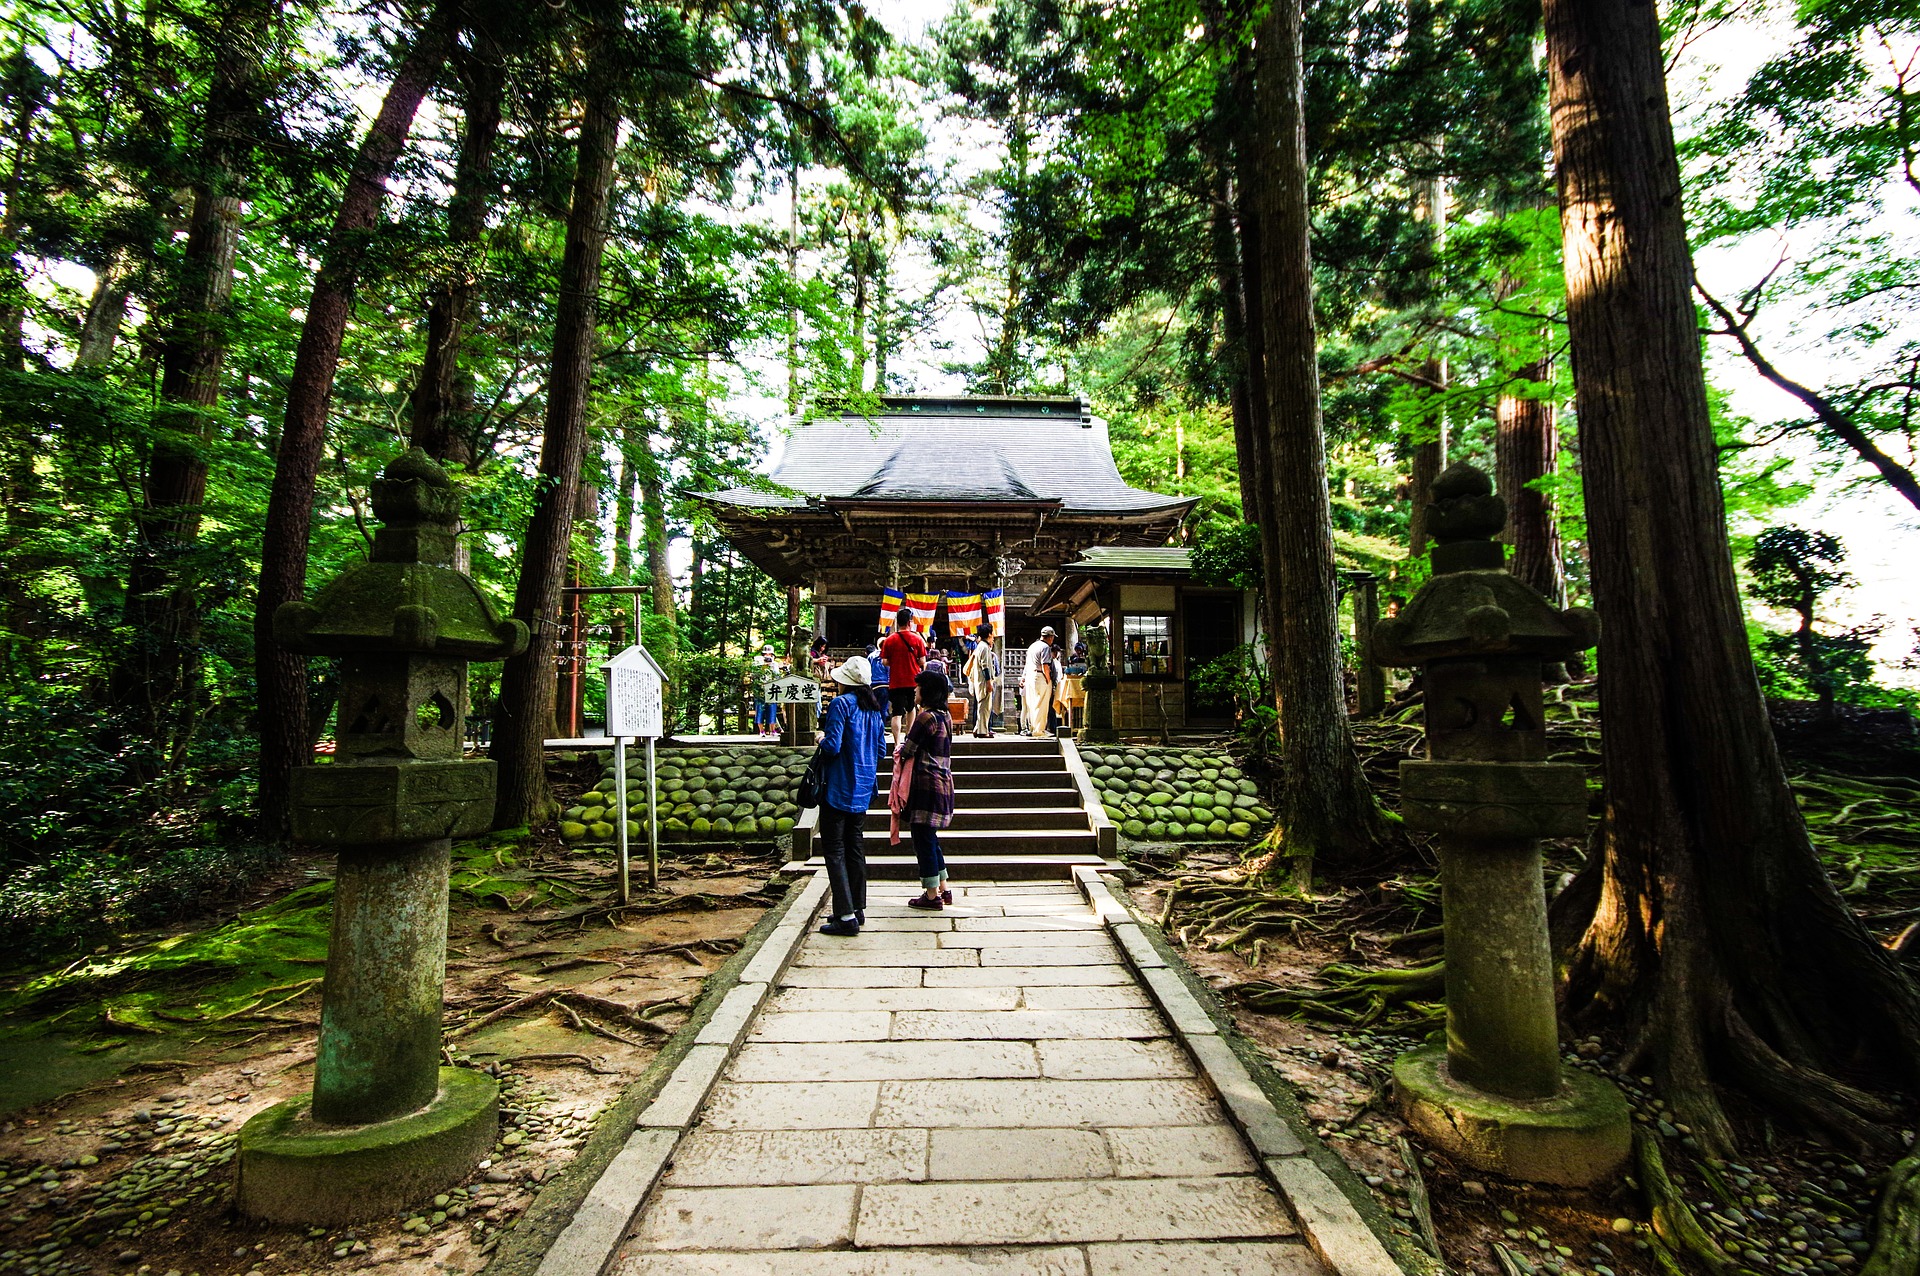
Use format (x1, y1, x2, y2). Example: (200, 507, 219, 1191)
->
(768, 673, 821, 714)
(601, 644, 669, 899)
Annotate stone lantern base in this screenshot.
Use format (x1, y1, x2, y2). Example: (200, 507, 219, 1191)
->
(1393, 1045, 1630, 1187)
(236, 1067, 499, 1224)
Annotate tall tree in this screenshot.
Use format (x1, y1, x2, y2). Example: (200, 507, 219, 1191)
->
(491, 13, 624, 830)
(255, 5, 454, 842)
(1249, 0, 1392, 884)
(110, 0, 276, 771)
(1544, 0, 1920, 1154)
(408, 33, 504, 467)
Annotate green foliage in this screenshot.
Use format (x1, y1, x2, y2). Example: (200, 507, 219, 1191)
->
(1193, 524, 1264, 591)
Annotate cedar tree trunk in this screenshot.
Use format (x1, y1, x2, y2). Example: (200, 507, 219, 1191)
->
(1495, 347, 1564, 605)
(1545, 0, 1920, 1155)
(641, 457, 677, 636)
(254, 8, 451, 842)
(409, 39, 502, 467)
(111, 0, 269, 767)
(1250, 0, 1391, 883)
(490, 43, 622, 830)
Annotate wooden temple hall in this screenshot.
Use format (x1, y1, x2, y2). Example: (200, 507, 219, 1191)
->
(697, 396, 1259, 731)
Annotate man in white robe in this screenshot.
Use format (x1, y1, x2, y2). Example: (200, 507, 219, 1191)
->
(1022, 627, 1057, 737)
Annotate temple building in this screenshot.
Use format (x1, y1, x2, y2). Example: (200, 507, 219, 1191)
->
(698, 395, 1258, 732)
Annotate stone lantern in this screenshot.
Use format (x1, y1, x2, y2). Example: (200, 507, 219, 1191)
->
(1080, 620, 1118, 743)
(237, 448, 528, 1224)
(1370, 463, 1629, 1186)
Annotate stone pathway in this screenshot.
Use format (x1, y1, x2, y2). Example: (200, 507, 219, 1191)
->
(607, 881, 1333, 1275)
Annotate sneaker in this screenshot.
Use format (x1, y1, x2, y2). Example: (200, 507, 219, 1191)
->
(906, 895, 943, 911)
(941, 889, 953, 905)
(857, 911, 866, 926)
(819, 918, 860, 936)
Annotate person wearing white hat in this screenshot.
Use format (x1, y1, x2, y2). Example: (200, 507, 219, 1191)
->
(1022, 627, 1058, 738)
(813, 655, 887, 935)
(750, 644, 780, 737)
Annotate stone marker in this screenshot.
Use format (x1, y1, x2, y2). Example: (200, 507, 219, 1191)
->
(1080, 621, 1118, 744)
(237, 449, 528, 1223)
(1370, 462, 1630, 1187)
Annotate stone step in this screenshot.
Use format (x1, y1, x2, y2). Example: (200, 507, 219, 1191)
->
(945, 739, 1060, 756)
(880, 763, 1071, 784)
(861, 806, 1091, 831)
(781, 854, 1118, 880)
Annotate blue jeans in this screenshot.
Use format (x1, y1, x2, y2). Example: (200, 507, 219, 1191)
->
(755, 701, 778, 729)
(911, 824, 947, 892)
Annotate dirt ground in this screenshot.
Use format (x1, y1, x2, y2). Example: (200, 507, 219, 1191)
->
(0, 830, 782, 1276)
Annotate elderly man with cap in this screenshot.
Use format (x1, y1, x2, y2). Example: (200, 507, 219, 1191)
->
(813, 654, 888, 935)
(1022, 626, 1059, 738)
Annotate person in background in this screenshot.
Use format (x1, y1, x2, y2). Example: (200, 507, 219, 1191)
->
(808, 634, 831, 678)
(814, 655, 887, 936)
(878, 608, 928, 754)
(965, 622, 1001, 737)
(866, 641, 887, 687)
(1060, 641, 1089, 734)
(1022, 626, 1057, 738)
(899, 668, 956, 909)
(750, 644, 779, 737)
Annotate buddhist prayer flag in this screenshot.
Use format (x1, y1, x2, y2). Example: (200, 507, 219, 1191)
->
(981, 589, 1006, 635)
(906, 592, 939, 633)
(945, 593, 983, 634)
(879, 587, 906, 631)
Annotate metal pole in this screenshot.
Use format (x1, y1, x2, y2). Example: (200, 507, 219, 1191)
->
(646, 736, 659, 888)
(615, 737, 630, 903)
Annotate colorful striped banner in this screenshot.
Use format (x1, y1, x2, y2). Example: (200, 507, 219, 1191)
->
(981, 589, 1006, 636)
(879, 587, 906, 631)
(945, 593, 983, 634)
(906, 592, 940, 633)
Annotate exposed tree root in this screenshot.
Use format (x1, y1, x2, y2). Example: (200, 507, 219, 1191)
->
(1636, 1128, 1736, 1276)
(1226, 960, 1444, 1028)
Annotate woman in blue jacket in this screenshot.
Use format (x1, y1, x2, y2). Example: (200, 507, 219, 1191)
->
(815, 654, 887, 935)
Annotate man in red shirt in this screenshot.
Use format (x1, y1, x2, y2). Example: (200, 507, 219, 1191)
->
(878, 608, 928, 752)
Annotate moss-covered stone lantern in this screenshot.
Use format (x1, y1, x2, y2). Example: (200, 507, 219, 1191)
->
(236, 448, 527, 1224)
(1370, 463, 1629, 1187)
(1080, 621, 1117, 743)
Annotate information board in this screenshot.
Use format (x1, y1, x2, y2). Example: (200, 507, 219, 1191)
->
(602, 644, 668, 739)
(768, 674, 821, 707)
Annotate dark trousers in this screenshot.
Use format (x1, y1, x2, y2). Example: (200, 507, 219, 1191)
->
(818, 804, 868, 920)
(911, 823, 946, 891)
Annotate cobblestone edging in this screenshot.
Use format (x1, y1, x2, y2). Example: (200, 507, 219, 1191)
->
(481, 872, 829, 1276)
(1071, 866, 1428, 1276)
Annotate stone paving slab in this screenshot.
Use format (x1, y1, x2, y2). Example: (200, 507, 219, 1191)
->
(939, 928, 1117, 947)
(771, 985, 1021, 1012)
(1109, 1125, 1261, 1178)
(980, 943, 1123, 966)
(665, 1129, 928, 1186)
(748, 1010, 892, 1041)
(617, 1249, 1090, 1275)
(852, 1176, 1292, 1246)
(1037, 1038, 1195, 1080)
(633, 1184, 856, 1249)
(927, 1127, 1114, 1181)
(1086, 1240, 1324, 1275)
(793, 947, 980, 967)
(892, 1008, 1166, 1040)
(1023, 984, 1152, 1009)
(925, 964, 1132, 986)
(779, 965, 921, 987)
(731, 1040, 1041, 1082)
(954, 913, 1106, 930)
(871, 1078, 1220, 1128)
(699, 1081, 879, 1130)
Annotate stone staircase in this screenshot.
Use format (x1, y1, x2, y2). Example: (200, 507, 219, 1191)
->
(787, 736, 1119, 879)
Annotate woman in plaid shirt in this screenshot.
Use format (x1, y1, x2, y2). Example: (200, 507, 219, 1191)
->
(901, 669, 956, 909)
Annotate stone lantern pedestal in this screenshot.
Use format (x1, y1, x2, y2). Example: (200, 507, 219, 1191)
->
(1371, 464, 1629, 1187)
(236, 450, 528, 1224)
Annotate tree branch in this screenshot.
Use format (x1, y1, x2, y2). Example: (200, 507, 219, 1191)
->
(1696, 279, 1920, 511)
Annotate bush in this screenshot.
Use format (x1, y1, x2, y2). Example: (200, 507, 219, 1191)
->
(0, 840, 283, 960)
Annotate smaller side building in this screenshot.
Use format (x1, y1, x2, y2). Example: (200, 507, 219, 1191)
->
(1030, 546, 1259, 733)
